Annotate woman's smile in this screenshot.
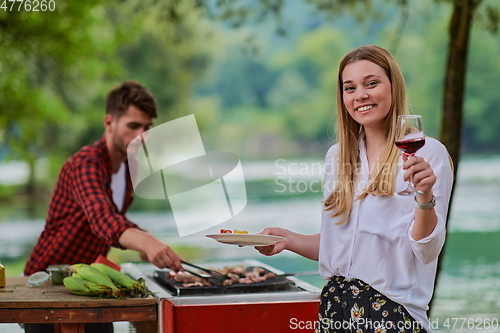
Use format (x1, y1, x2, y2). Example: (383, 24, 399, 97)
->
(355, 104, 376, 113)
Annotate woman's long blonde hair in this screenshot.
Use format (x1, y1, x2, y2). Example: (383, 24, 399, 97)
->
(324, 45, 409, 224)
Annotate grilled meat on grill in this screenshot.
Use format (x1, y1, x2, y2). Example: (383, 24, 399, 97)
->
(169, 266, 278, 287)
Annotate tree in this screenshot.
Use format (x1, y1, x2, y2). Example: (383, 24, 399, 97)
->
(0, 0, 125, 215)
(437, 0, 500, 159)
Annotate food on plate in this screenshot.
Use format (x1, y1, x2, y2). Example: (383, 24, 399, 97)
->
(169, 265, 278, 287)
(219, 229, 249, 234)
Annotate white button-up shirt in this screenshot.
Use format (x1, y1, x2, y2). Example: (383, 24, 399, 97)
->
(319, 137, 454, 332)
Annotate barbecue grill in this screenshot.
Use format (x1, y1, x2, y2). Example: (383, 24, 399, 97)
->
(122, 259, 321, 333)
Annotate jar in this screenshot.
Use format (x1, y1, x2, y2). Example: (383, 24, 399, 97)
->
(27, 271, 51, 287)
(47, 264, 72, 285)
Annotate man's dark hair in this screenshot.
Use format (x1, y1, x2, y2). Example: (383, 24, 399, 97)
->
(106, 81, 157, 118)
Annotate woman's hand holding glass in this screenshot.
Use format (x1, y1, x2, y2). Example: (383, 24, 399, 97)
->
(401, 154, 436, 196)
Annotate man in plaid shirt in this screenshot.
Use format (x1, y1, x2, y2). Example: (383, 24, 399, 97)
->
(23, 81, 183, 333)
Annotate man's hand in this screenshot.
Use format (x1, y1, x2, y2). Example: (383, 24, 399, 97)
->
(141, 239, 183, 271)
(139, 252, 149, 262)
(118, 228, 183, 271)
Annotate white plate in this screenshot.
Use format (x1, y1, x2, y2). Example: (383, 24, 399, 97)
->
(206, 234, 285, 246)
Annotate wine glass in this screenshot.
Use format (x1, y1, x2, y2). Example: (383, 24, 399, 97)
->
(395, 115, 426, 196)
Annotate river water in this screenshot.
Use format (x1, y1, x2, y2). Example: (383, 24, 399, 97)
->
(1, 156, 499, 332)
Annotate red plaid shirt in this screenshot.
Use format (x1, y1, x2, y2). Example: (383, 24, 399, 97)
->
(24, 137, 138, 275)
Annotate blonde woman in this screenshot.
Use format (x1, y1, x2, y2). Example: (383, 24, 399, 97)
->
(256, 45, 453, 332)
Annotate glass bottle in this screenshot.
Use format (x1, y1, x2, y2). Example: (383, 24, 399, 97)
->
(0, 261, 5, 288)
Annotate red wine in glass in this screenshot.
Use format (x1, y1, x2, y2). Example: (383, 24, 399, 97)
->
(395, 138, 426, 155)
(395, 115, 425, 196)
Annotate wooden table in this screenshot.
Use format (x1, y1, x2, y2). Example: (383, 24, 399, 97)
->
(0, 277, 158, 333)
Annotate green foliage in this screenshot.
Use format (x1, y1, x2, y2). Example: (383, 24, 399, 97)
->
(120, 0, 217, 120)
(0, 0, 216, 217)
(193, 0, 499, 156)
(383, 3, 450, 138)
(0, 2, 133, 218)
(195, 27, 350, 158)
(462, 25, 500, 152)
(0, 1, 126, 166)
(478, 0, 500, 34)
(199, 0, 287, 32)
(305, 0, 374, 21)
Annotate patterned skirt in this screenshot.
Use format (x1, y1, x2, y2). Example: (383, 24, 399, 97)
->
(316, 276, 426, 333)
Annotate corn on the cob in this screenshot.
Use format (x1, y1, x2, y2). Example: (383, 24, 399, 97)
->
(82, 279, 113, 296)
(64, 276, 115, 297)
(63, 276, 94, 296)
(90, 264, 133, 287)
(90, 263, 146, 295)
(70, 264, 118, 290)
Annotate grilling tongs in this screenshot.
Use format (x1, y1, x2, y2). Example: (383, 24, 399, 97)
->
(180, 260, 226, 286)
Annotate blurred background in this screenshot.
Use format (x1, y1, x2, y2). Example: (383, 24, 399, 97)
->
(1, 0, 500, 331)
